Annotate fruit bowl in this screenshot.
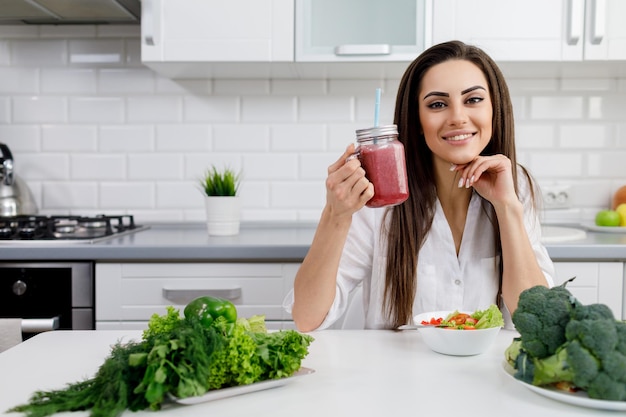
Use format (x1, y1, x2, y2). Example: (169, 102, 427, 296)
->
(414, 311, 501, 356)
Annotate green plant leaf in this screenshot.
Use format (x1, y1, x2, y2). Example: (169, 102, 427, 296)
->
(201, 166, 241, 197)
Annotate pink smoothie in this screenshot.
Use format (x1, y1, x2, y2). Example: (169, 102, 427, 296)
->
(359, 141, 409, 208)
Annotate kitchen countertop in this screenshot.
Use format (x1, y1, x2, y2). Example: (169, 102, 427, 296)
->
(0, 329, 618, 416)
(0, 222, 625, 262)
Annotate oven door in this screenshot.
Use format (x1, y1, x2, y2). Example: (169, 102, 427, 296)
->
(0, 262, 94, 336)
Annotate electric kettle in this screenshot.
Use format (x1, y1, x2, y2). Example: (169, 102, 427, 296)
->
(0, 143, 38, 216)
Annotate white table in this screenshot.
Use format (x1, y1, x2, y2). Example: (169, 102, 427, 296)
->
(0, 329, 616, 416)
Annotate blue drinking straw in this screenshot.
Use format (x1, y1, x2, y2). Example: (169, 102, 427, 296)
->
(374, 87, 381, 127)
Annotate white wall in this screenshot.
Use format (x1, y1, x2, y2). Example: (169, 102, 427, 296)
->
(0, 26, 624, 224)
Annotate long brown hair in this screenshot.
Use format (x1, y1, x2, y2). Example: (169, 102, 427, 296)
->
(382, 40, 524, 328)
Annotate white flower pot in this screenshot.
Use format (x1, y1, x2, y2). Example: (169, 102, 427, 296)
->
(204, 196, 241, 236)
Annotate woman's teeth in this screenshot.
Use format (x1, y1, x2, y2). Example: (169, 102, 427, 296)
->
(446, 133, 473, 141)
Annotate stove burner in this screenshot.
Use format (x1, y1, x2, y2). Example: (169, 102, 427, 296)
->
(0, 214, 145, 242)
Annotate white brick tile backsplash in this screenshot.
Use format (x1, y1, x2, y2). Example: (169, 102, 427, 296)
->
(184, 153, 242, 180)
(157, 78, 212, 95)
(183, 96, 238, 122)
(11, 40, 67, 66)
(127, 96, 182, 123)
(43, 182, 98, 209)
(42, 125, 97, 151)
(0, 126, 40, 151)
(271, 79, 326, 95)
(561, 78, 615, 92)
(99, 125, 154, 152)
(328, 79, 383, 95)
(298, 96, 354, 122)
(213, 79, 270, 95)
(129, 154, 183, 180)
(69, 97, 124, 123)
(239, 181, 270, 208)
(68, 39, 124, 65)
(17, 154, 69, 180)
(13, 96, 66, 123)
(530, 96, 584, 120)
(41, 68, 97, 94)
(243, 153, 298, 180)
(0, 97, 8, 124)
(355, 94, 395, 125)
(588, 95, 626, 120)
(300, 153, 334, 180)
(587, 152, 626, 177)
(271, 182, 325, 208)
(559, 124, 610, 148)
(124, 38, 142, 67)
(528, 153, 584, 177)
(100, 183, 154, 209)
(156, 124, 210, 151)
(99, 68, 155, 93)
(328, 123, 361, 151)
(213, 125, 269, 151)
(0, 68, 37, 93)
(271, 124, 326, 151)
(0, 41, 9, 66)
(2, 33, 626, 223)
(156, 181, 200, 208)
(72, 154, 126, 180)
(241, 96, 296, 122)
(516, 124, 556, 149)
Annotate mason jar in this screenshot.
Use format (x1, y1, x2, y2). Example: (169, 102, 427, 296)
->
(354, 125, 409, 208)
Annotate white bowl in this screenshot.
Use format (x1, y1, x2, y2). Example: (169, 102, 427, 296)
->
(413, 310, 501, 356)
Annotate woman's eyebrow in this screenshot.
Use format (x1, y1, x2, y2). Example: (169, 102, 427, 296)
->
(422, 85, 487, 100)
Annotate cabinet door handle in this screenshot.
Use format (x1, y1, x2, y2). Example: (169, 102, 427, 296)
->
(589, 0, 606, 45)
(21, 317, 60, 333)
(142, 0, 155, 46)
(162, 287, 243, 304)
(566, 0, 584, 45)
(334, 44, 391, 56)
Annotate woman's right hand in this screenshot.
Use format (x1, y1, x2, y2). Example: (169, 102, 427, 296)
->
(325, 144, 374, 218)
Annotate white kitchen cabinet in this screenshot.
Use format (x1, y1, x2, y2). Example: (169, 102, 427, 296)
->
(95, 262, 299, 331)
(432, 0, 626, 61)
(295, 0, 430, 62)
(141, 0, 294, 63)
(552, 261, 624, 319)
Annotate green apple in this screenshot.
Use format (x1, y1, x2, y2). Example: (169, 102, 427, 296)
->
(595, 210, 621, 227)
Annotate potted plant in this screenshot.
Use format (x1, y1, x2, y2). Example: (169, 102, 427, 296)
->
(200, 166, 242, 236)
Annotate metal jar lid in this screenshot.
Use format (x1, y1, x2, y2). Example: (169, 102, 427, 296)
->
(355, 125, 398, 141)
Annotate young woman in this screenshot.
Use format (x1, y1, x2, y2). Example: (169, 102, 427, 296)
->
(285, 40, 555, 332)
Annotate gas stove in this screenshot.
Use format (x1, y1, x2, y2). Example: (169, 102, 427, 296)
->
(0, 214, 149, 244)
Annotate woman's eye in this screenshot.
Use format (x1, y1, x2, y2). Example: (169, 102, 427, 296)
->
(466, 96, 484, 104)
(427, 101, 446, 109)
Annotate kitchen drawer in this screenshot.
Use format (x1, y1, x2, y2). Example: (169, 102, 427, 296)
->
(95, 262, 299, 326)
(96, 320, 297, 331)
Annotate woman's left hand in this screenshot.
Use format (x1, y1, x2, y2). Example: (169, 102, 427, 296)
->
(454, 154, 519, 208)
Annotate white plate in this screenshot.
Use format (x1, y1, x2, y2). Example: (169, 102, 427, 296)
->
(170, 367, 315, 405)
(581, 223, 626, 234)
(502, 361, 626, 411)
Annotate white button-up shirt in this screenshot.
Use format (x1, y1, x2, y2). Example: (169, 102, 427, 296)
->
(284, 176, 555, 330)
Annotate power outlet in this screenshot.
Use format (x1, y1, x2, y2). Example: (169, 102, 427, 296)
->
(542, 185, 573, 209)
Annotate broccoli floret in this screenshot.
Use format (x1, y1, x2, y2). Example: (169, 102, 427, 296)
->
(514, 317, 626, 401)
(571, 303, 614, 321)
(512, 284, 579, 359)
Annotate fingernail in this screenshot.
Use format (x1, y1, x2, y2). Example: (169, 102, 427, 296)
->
(470, 175, 475, 185)
(449, 163, 457, 171)
(465, 178, 471, 188)
(458, 178, 464, 188)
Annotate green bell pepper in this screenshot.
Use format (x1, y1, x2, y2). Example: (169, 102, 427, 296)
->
(184, 295, 237, 327)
